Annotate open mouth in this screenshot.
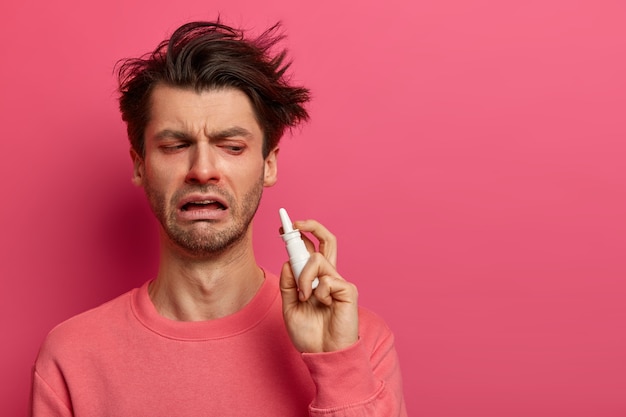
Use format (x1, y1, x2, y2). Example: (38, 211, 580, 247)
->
(181, 200, 227, 211)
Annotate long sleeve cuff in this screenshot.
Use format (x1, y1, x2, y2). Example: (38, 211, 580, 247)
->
(301, 338, 383, 409)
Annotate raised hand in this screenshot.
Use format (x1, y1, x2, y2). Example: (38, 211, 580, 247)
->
(279, 219, 359, 353)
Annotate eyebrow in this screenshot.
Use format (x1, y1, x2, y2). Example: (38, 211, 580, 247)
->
(154, 127, 254, 141)
(154, 129, 193, 141)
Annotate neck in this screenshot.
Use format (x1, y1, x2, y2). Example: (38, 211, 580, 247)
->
(149, 226, 265, 321)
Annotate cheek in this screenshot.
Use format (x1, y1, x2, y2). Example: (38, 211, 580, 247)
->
(142, 166, 177, 202)
(145, 156, 185, 183)
(227, 155, 264, 177)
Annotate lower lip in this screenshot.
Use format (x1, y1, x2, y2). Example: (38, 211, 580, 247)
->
(177, 207, 229, 221)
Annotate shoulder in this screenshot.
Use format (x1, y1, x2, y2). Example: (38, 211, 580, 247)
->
(37, 289, 136, 361)
(357, 306, 396, 353)
(358, 306, 393, 334)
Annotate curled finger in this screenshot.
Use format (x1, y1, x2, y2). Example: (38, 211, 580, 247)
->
(293, 219, 337, 268)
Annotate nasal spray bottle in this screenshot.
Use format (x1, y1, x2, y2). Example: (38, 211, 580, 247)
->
(279, 208, 319, 290)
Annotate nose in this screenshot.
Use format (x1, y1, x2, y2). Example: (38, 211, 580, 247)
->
(185, 143, 221, 185)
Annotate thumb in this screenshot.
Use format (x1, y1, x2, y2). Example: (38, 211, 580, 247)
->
(279, 262, 300, 307)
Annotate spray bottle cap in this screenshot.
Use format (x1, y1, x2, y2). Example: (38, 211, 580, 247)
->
(279, 208, 296, 235)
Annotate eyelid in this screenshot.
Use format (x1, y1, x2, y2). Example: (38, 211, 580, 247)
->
(216, 137, 246, 150)
(159, 140, 190, 152)
(221, 144, 245, 154)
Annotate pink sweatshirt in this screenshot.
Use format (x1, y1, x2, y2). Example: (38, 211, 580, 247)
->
(31, 271, 407, 416)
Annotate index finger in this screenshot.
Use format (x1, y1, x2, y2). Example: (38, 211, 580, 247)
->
(292, 219, 337, 268)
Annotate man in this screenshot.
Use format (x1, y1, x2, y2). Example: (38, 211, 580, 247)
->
(31, 20, 407, 416)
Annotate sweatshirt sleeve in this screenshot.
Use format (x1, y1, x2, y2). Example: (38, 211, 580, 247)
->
(30, 368, 74, 417)
(301, 309, 407, 417)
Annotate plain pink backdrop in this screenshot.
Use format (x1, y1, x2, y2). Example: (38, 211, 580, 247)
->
(2, 0, 625, 415)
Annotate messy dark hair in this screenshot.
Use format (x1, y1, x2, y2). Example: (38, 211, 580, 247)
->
(117, 20, 310, 157)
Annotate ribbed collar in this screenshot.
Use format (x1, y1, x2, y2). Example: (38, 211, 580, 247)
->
(130, 269, 279, 341)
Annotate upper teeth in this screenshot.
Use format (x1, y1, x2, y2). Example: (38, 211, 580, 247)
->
(195, 200, 215, 204)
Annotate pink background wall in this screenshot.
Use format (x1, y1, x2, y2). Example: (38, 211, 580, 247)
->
(2, 0, 625, 415)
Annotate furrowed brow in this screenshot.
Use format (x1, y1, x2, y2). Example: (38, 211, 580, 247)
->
(210, 127, 254, 140)
(154, 129, 194, 141)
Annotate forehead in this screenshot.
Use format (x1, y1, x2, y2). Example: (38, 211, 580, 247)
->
(146, 84, 263, 137)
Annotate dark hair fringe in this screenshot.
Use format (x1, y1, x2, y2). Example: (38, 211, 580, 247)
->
(116, 19, 310, 157)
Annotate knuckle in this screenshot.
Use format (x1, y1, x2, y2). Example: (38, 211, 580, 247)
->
(310, 252, 325, 262)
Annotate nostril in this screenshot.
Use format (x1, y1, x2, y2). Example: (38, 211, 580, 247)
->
(185, 164, 221, 184)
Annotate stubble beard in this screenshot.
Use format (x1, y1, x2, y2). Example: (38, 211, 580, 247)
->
(144, 174, 264, 257)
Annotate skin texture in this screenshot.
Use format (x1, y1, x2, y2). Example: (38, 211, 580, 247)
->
(131, 84, 358, 352)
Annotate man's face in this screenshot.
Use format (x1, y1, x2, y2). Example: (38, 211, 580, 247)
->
(131, 85, 278, 256)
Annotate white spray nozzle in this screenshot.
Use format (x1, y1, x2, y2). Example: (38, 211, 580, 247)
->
(279, 208, 319, 290)
(279, 208, 294, 234)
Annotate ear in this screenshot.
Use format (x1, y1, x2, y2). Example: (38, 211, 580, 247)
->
(130, 148, 145, 187)
(263, 147, 279, 187)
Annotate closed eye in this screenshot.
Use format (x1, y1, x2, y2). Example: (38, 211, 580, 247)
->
(160, 143, 190, 153)
(220, 144, 246, 155)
